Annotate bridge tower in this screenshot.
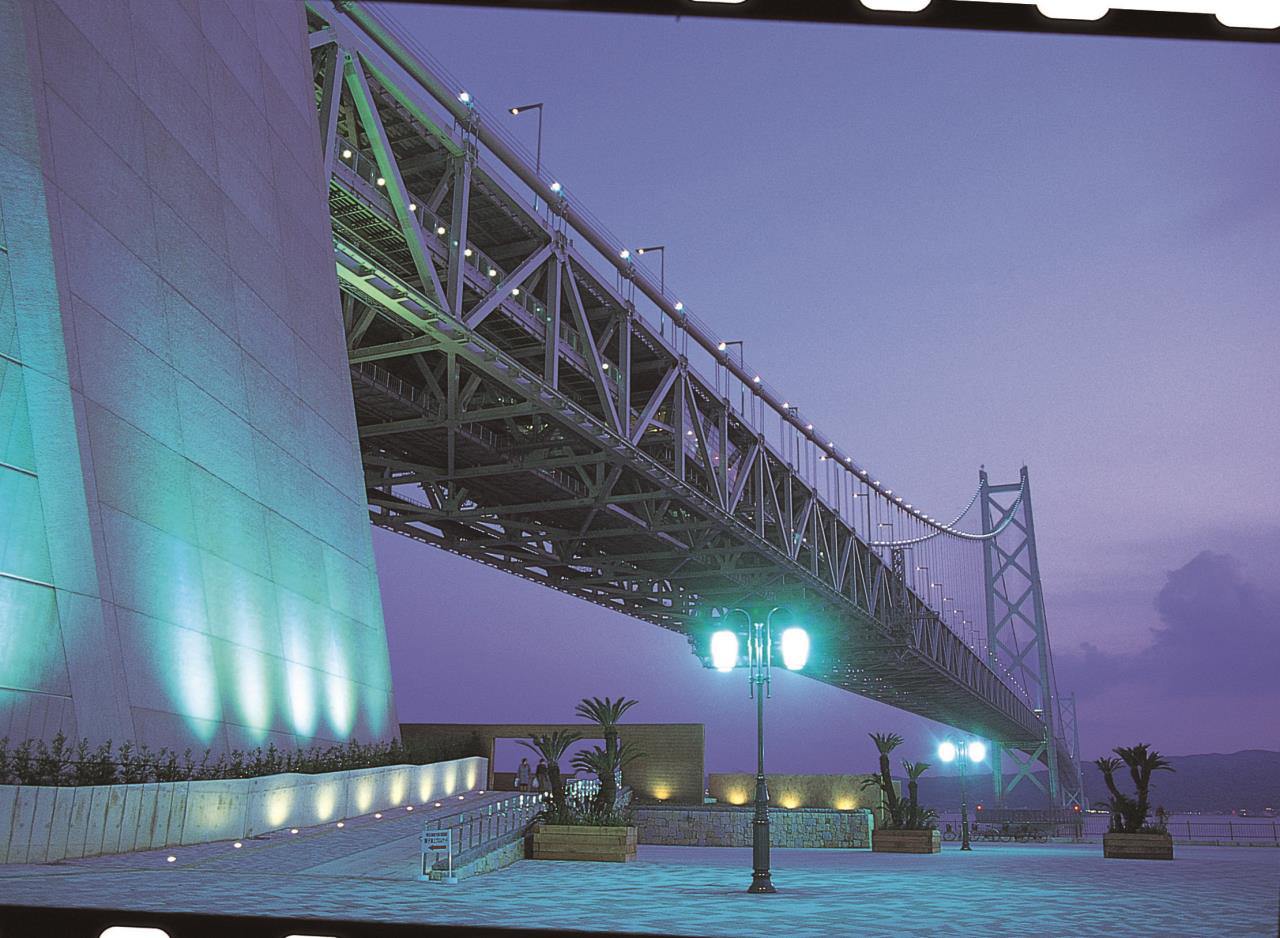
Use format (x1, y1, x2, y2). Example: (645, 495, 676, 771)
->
(980, 466, 1079, 808)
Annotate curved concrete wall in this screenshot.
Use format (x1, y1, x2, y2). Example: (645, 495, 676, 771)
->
(0, 757, 486, 864)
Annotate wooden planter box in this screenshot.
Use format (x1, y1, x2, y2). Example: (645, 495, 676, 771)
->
(531, 824, 637, 862)
(1103, 832, 1174, 860)
(872, 828, 941, 854)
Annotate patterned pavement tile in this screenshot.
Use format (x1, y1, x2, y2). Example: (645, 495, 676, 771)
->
(1, 822, 1276, 936)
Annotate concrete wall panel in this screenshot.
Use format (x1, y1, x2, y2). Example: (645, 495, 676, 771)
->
(1, 0, 396, 754)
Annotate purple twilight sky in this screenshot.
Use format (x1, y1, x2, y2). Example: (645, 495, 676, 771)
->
(368, 4, 1280, 776)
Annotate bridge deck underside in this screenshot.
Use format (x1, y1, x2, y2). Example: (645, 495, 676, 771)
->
(306, 1, 1066, 766)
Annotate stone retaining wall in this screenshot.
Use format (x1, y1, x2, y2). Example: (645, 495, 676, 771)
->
(635, 804, 872, 848)
(0, 757, 486, 864)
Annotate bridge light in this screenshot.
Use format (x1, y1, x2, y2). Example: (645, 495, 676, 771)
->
(619, 249, 630, 260)
(752, 375, 761, 383)
(938, 741, 958, 763)
(488, 267, 497, 277)
(464, 248, 473, 257)
(341, 148, 352, 159)
(779, 627, 810, 671)
(806, 423, 813, 430)
(674, 301, 684, 311)
(717, 341, 727, 351)
(436, 225, 447, 236)
(408, 203, 417, 212)
(967, 741, 987, 763)
(550, 181, 562, 193)
(458, 90, 472, 104)
(710, 630, 739, 672)
(602, 362, 609, 370)
(375, 177, 386, 186)
(511, 288, 520, 296)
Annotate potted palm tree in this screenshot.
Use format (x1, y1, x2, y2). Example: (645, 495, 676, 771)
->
(574, 696, 638, 809)
(525, 724, 639, 863)
(864, 733, 940, 854)
(1098, 744, 1175, 860)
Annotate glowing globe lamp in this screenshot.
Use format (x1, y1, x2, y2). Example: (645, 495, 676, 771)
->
(967, 740, 987, 763)
(938, 740, 958, 763)
(710, 630, 739, 672)
(779, 627, 810, 671)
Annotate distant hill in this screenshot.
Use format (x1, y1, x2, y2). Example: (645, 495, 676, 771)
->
(913, 749, 1280, 814)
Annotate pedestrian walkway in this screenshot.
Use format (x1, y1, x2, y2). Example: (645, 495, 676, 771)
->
(2, 833, 1277, 935)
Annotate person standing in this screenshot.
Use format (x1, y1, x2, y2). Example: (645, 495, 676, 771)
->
(516, 757, 532, 793)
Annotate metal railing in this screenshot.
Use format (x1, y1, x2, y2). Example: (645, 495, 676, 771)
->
(421, 778, 612, 866)
(425, 791, 543, 859)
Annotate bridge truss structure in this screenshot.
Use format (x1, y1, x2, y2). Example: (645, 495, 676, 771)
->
(306, 0, 1081, 803)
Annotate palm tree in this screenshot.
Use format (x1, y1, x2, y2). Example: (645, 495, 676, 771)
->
(1114, 744, 1173, 831)
(519, 731, 581, 808)
(571, 741, 645, 810)
(1095, 755, 1137, 832)
(866, 732, 903, 827)
(902, 760, 931, 830)
(574, 696, 638, 807)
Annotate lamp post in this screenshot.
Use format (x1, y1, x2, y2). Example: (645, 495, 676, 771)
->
(509, 102, 544, 208)
(636, 245, 666, 295)
(696, 607, 809, 894)
(717, 339, 745, 415)
(938, 738, 987, 850)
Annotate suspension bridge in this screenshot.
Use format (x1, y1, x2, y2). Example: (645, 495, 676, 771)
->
(308, 1, 1085, 807)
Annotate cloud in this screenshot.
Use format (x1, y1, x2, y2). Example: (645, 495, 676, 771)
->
(1061, 551, 1280, 699)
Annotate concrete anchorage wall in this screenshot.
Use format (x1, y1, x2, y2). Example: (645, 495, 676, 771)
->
(0, 0, 396, 749)
(635, 804, 873, 848)
(0, 757, 486, 864)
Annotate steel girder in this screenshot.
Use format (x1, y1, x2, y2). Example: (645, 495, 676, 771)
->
(307, 1, 1049, 747)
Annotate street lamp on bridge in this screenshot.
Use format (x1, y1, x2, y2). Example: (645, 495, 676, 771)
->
(508, 102, 545, 208)
(635, 245, 666, 295)
(691, 607, 810, 894)
(938, 737, 987, 851)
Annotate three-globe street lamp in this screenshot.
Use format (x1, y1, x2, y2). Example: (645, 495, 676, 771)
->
(937, 737, 987, 850)
(695, 607, 810, 894)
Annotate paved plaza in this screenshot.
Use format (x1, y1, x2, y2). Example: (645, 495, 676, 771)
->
(1, 803, 1277, 937)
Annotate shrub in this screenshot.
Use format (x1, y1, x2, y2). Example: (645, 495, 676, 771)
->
(0, 735, 460, 787)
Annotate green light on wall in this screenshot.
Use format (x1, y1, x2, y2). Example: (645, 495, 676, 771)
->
(174, 627, 221, 740)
